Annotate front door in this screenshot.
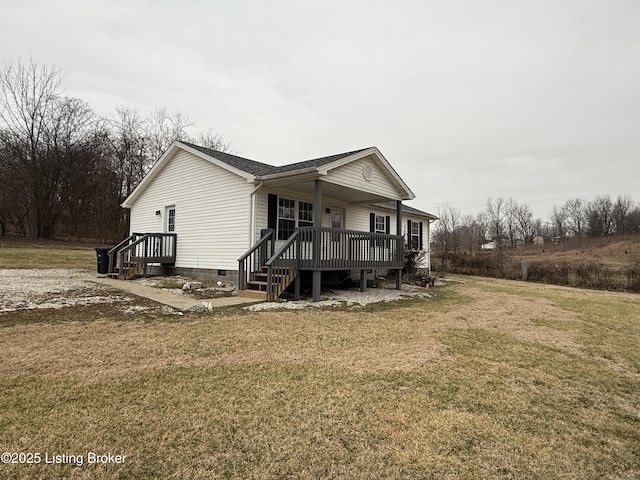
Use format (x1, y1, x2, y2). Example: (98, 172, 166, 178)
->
(328, 207, 345, 259)
(164, 205, 176, 233)
(329, 207, 344, 231)
(163, 205, 176, 257)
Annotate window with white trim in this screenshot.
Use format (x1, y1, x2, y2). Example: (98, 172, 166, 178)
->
(374, 214, 386, 234)
(410, 221, 420, 249)
(298, 201, 313, 227)
(277, 198, 314, 240)
(277, 198, 295, 240)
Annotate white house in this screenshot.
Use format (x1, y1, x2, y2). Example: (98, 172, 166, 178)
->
(111, 141, 437, 301)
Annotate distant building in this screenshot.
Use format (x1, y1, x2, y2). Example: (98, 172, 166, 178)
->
(533, 236, 545, 245)
(481, 241, 497, 250)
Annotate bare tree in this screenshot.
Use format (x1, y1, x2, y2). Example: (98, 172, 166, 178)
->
(613, 195, 633, 235)
(435, 203, 461, 254)
(550, 204, 568, 239)
(486, 197, 505, 247)
(146, 108, 191, 162)
(586, 196, 614, 237)
(109, 107, 148, 198)
(505, 198, 519, 247)
(189, 128, 232, 152)
(474, 212, 489, 247)
(514, 203, 538, 245)
(627, 204, 640, 233)
(564, 198, 586, 237)
(0, 59, 65, 238)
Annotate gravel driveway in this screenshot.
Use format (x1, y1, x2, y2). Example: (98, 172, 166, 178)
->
(0, 269, 131, 313)
(0, 269, 436, 313)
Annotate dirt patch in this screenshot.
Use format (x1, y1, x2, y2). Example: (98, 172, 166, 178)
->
(133, 275, 236, 299)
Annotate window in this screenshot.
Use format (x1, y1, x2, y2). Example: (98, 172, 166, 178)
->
(298, 202, 313, 227)
(371, 213, 389, 248)
(166, 206, 176, 232)
(410, 221, 420, 249)
(277, 198, 295, 240)
(276, 198, 314, 240)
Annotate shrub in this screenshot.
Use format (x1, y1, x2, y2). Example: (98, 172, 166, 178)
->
(404, 248, 426, 276)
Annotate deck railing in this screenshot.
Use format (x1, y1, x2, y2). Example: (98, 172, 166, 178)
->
(238, 229, 274, 290)
(108, 232, 177, 276)
(294, 227, 404, 270)
(264, 231, 300, 300)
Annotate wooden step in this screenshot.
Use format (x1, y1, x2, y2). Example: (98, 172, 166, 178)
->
(108, 261, 144, 280)
(253, 273, 287, 281)
(242, 265, 298, 301)
(246, 280, 268, 291)
(237, 289, 268, 300)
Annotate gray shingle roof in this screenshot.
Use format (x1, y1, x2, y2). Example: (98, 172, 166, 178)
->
(182, 141, 370, 177)
(182, 142, 277, 176)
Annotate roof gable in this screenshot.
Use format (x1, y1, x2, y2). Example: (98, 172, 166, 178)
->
(123, 141, 417, 207)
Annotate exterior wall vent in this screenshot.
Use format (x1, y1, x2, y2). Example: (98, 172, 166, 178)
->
(362, 163, 373, 181)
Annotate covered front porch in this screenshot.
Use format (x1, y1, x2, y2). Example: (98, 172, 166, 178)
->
(241, 173, 409, 301)
(238, 225, 405, 301)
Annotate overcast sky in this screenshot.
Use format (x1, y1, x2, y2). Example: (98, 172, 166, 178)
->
(2, 0, 638, 219)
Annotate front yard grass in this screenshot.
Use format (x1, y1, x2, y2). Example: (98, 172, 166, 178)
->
(0, 273, 639, 478)
(0, 239, 95, 269)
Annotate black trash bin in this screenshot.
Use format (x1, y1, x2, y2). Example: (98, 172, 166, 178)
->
(95, 247, 110, 274)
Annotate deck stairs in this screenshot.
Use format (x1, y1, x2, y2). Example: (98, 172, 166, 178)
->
(237, 266, 298, 301)
(107, 261, 144, 280)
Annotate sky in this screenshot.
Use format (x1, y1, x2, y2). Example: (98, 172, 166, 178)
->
(1, 0, 639, 220)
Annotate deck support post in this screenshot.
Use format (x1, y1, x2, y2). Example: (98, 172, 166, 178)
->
(312, 271, 321, 302)
(360, 270, 366, 292)
(312, 179, 323, 302)
(294, 273, 301, 300)
(396, 200, 403, 291)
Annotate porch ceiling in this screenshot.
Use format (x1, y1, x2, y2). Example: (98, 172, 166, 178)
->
(262, 176, 400, 204)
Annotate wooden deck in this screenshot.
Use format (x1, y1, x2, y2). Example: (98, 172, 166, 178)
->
(108, 233, 177, 280)
(238, 228, 404, 301)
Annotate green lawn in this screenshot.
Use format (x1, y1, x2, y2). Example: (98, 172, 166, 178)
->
(0, 255, 639, 478)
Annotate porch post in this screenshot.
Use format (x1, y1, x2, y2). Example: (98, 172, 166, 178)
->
(294, 274, 301, 300)
(312, 179, 323, 302)
(396, 200, 403, 290)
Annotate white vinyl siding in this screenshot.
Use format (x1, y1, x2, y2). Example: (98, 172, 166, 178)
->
(129, 150, 252, 270)
(324, 155, 403, 200)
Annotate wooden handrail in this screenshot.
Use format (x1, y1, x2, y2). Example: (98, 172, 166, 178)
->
(237, 229, 274, 290)
(109, 233, 177, 277)
(108, 234, 138, 273)
(265, 231, 299, 301)
(238, 229, 273, 263)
